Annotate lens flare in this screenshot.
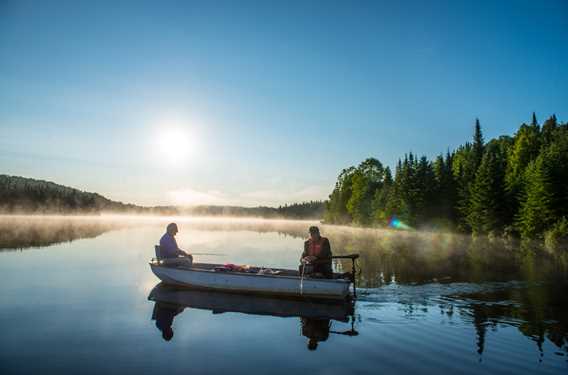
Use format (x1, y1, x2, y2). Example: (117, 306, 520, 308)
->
(388, 217, 411, 230)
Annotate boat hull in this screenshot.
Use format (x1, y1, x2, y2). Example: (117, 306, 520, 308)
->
(150, 263, 351, 300)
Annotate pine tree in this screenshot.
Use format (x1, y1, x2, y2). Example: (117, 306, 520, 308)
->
(541, 114, 558, 148)
(433, 152, 458, 222)
(384, 166, 393, 185)
(415, 156, 436, 223)
(505, 117, 542, 223)
(433, 154, 445, 191)
(386, 160, 404, 220)
(531, 112, 538, 126)
(517, 156, 555, 239)
(472, 118, 484, 169)
(467, 143, 506, 234)
(452, 145, 473, 230)
(393, 155, 415, 224)
(541, 130, 568, 219)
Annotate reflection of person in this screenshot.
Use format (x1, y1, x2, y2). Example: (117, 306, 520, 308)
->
(152, 302, 185, 341)
(301, 317, 330, 351)
(159, 223, 193, 267)
(300, 226, 332, 278)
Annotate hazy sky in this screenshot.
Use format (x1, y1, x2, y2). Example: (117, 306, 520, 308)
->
(1, 0, 567, 206)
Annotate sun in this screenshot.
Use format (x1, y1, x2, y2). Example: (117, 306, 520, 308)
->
(156, 128, 192, 165)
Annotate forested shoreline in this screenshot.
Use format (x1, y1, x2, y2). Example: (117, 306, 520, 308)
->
(0, 175, 324, 219)
(324, 114, 568, 251)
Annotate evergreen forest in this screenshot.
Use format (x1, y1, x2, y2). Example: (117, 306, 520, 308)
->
(324, 114, 568, 247)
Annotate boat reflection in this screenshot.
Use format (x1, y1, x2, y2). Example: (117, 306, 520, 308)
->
(148, 282, 357, 349)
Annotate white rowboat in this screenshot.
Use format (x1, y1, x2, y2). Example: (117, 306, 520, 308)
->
(150, 246, 358, 300)
(149, 261, 352, 300)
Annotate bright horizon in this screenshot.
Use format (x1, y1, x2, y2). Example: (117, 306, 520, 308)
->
(1, 0, 567, 207)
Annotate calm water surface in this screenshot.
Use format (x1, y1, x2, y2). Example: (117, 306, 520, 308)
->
(1, 216, 567, 374)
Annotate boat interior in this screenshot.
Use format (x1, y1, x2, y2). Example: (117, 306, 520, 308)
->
(150, 259, 350, 280)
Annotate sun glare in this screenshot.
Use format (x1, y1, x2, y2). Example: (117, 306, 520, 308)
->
(157, 128, 192, 165)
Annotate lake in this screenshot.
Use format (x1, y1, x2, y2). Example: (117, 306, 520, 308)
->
(1, 215, 567, 374)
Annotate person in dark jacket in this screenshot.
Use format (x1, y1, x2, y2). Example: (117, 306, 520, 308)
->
(159, 223, 193, 267)
(300, 226, 332, 278)
(152, 302, 185, 341)
(301, 317, 331, 351)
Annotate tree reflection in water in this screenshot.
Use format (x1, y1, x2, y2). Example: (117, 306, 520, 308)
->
(0, 216, 126, 250)
(392, 282, 568, 361)
(456, 284, 568, 361)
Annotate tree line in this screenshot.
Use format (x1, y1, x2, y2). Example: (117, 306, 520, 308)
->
(180, 201, 324, 218)
(0, 175, 325, 219)
(0, 175, 138, 213)
(324, 113, 568, 244)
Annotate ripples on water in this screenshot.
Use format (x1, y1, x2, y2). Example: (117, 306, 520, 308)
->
(0, 215, 566, 374)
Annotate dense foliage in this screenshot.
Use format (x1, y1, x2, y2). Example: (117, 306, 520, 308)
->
(324, 114, 568, 241)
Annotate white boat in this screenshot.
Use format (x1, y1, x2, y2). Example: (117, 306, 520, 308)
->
(149, 248, 359, 300)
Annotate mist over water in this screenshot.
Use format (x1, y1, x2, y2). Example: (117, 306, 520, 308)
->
(3, 215, 565, 284)
(1, 215, 567, 374)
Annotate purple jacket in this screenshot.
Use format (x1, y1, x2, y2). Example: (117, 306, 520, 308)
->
(159, 233, 182, 259)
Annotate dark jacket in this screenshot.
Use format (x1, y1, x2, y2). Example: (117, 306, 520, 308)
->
(152, 302, 184, 331)
(301, 318, 330, 342)
(301, 237, 332, 277)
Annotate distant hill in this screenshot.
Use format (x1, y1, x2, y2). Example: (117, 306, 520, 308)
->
(0, 175, 325, 219)
(0, 175, 141, 214)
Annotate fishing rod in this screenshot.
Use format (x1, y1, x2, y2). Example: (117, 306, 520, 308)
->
(191, 252, 226, 256)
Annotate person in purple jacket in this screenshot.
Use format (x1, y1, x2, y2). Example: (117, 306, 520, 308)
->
(159, 223, 193, 267)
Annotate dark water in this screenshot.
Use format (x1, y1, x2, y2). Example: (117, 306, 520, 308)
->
(1, 216, 567, 374)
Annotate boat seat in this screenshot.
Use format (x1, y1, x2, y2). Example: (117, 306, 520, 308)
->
(154, 245, 162, 264)
(154, 245, 193, 269)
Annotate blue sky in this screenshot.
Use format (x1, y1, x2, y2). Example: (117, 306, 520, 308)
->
(1, 0, 567, 206)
